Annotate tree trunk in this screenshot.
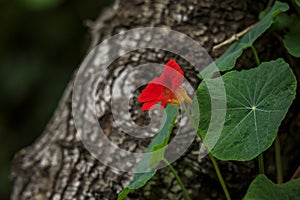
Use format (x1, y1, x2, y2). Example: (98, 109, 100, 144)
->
(11, 0, 275, 199)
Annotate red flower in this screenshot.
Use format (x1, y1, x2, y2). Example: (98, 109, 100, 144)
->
(138, 59, 192, 110)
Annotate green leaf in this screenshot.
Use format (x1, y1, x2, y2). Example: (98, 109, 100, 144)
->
(272, 13, 299, 30)
(200, 1, 289, 78)
(259, 7, 271, 20)
(283, 23, 300, 57)
(296, 0, 300, 7)
(196, 59, 296, 161)
(244, 175, 300, 199)
(118, 105, 178, 199)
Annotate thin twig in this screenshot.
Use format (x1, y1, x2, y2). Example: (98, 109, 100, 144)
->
(212, 23, 257, 51)
(291, 165, 300, 180)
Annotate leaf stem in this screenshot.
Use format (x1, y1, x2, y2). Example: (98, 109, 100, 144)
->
(275, 135, 283, 183)
(181, 102, 231, 200)
(250, 45, 266, 175)
(250, 45, 260, 65)
(258, 154, 265, 174)
(209, 153, 232, 200)
(163, 159, 191, 200)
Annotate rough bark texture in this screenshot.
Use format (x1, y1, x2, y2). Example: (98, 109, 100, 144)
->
(12, 0, 296, 199)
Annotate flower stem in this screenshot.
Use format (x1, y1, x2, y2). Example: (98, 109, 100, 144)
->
(163, 159, 191, 200)
(181, 102, 231, 200)
(275, 135, 283, 183)
(181, 101, 196, 128)
(258, 154, 265, 174)
(209, 153, 232, 200)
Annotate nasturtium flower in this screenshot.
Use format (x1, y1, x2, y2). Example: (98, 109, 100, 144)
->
(138, 59, 192, 110)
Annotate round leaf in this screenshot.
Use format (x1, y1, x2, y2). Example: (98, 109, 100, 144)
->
(196, 59, 296, 161)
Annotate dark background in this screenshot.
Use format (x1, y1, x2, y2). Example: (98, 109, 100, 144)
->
(0, 0, 113, 199)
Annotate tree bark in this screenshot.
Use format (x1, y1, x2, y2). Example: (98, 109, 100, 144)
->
(11, 0, 273, 199)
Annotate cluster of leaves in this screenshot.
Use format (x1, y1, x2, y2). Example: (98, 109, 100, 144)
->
(119, 1, 300, 199)
(272, 0, 300, 57)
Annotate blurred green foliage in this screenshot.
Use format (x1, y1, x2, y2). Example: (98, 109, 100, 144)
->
(17, 0, 64, 10)
(0, 0, 113, 199)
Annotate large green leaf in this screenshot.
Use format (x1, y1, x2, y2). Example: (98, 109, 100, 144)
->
(196, 59, 296, 160)
(200, 1, 289, 78)
(244, 175, 300, 199)
(118, 105, 178, 200)
(283, 22, 300, 57)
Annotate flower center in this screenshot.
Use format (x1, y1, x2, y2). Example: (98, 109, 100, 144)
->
(164, 87, 192, 105)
